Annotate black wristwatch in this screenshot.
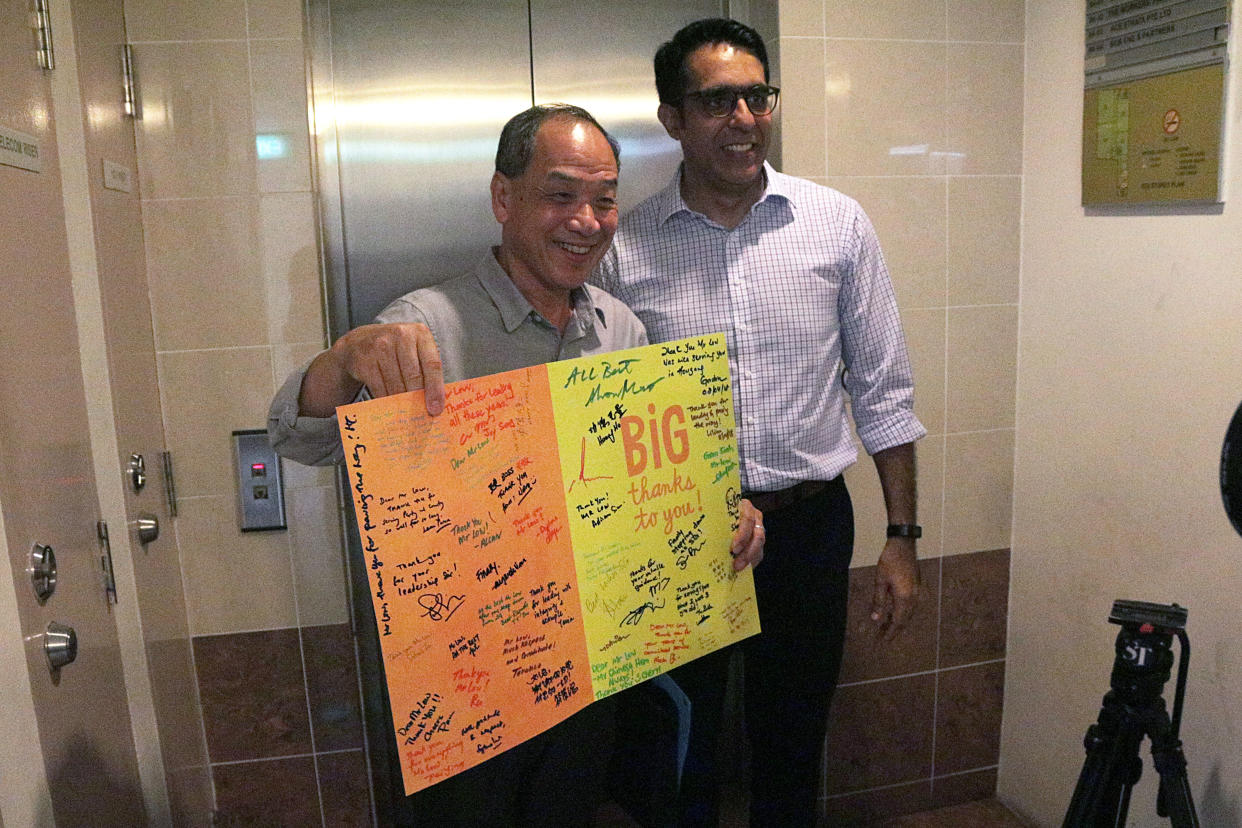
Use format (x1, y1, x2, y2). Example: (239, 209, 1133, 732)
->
(886, 523, 922, 539)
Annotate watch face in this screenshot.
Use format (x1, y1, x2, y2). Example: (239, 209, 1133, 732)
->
(1223, 399, 1242, 538)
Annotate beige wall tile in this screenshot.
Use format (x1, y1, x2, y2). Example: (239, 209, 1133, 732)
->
(251, 39, 312, 193)
(948, 0, 1024, 43)
(133, 42, 255, 200)
(288, 487, 349, 627)
(273, 354, 334, 485)
(281, 450, 338, 491)
(159, 347, 275, 499)
(824, 0, 947, 39)
(842, 452, 883, 566)
(828, 176, 946, 310)
(123, 0, 246, 41)
(916, 436, 944, 559)
(248, 0, 306, 39)
(902, 307, 947, 437)
(947, 176, 1021, 306)
(778, 37, 826, 178)
(946, 305, 1018, 432)
(262, 193, 322, 344)
(176, 495, 296, 635)
(145, 197, 266, 352)
(942, 429, 1013, 556)
(824, 40, 947, 176)
(841, 395, 885, 560)
(946, 43, 1024, 175)
(273, 342, 326, 386)
(272, 344, 338, 491)
(780, 0, 823, 37)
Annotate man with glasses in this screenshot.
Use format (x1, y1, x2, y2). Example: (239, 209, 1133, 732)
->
(593, 18, 927, 827)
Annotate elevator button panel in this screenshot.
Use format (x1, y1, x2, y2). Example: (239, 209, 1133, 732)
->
(232, 429, 286, 531)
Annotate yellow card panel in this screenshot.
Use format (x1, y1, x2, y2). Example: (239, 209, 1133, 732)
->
(545, 334, 761, 700)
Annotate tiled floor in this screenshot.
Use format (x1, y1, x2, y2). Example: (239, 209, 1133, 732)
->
(597, 797, 1032, 827)
(878, 798, 1032, 827)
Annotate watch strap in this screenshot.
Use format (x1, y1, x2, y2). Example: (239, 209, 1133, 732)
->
(886, 523, 922, 539)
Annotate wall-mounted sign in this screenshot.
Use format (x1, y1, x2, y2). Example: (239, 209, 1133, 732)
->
(1082, 0, 1229, 205)
(102, 159, 133, 193)
(0, 124, 41, 173)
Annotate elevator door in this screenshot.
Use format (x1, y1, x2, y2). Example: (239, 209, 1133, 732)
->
(314, 0, 724, 334)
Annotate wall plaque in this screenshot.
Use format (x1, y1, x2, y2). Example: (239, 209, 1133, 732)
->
(0, 124, 41, 173)
(1082, 0, 1229, 205)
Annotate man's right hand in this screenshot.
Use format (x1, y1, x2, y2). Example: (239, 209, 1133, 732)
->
(298, 322, 446, 417)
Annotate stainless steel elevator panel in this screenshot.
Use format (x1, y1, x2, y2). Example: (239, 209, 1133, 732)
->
(314, 0, 724, 332)
(325, 0, 533, 328)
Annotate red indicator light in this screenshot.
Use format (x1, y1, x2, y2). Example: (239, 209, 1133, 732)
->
(251, 463, 267, 477)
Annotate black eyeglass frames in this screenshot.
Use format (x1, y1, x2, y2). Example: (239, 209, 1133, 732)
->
(682, 84, 780, 118)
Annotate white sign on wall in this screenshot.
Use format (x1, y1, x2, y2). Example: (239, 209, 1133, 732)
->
(0, 124, 41, 173)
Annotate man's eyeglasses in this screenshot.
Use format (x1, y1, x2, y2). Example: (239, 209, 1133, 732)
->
(682, 84, 780, 118)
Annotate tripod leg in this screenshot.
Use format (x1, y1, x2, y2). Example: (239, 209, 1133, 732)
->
(1063, 695, 1146, 828)
(1142, 705, 1199, 828)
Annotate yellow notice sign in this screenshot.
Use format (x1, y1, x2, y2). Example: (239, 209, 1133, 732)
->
(337, 333, 759, 795)
(1083, 63, 1224, 204)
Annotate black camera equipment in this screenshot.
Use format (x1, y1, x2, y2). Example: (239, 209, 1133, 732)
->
(1063, 600, 1198, 828)
(1223, 399, 1242, 538)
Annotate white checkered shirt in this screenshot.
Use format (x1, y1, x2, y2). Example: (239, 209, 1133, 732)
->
(593, 164, 926, 492)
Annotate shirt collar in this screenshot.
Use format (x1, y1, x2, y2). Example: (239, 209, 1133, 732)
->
(476, 248, 599, 336)
(656, 161, 794, 226)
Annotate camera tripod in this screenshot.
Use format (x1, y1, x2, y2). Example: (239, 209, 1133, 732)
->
(1063, 600, 1198, 828)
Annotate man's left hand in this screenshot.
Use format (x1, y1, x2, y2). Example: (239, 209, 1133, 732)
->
(730, 499, 765, 572)
(870, 537, 919, 639)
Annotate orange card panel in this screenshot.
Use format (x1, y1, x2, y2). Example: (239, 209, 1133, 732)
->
(339, 365, 592, 794)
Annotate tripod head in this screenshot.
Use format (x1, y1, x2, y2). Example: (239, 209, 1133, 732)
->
(1107, 600, 1190, 745)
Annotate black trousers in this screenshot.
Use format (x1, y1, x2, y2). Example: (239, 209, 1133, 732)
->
(671, 476, 854, 828)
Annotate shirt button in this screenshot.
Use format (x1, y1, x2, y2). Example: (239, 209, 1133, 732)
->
(747, 416, 757, 424)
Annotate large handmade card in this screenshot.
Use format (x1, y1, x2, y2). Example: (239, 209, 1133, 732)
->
(337, 333, 760, 794)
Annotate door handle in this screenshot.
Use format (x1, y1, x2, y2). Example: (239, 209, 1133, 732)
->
(128, 453, 146, 492)
(135, 513, 159, 544)
(29, 542, 57, 602)
(44, 622, 77, 671)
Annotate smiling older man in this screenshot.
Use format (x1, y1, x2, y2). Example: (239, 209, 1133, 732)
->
(268, 103, 764, 826)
